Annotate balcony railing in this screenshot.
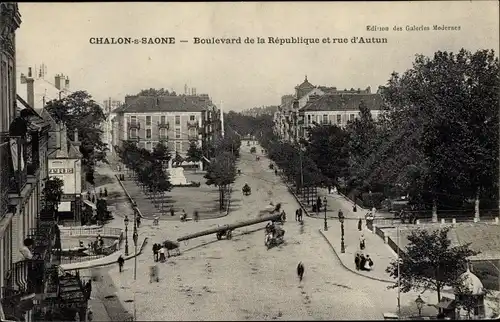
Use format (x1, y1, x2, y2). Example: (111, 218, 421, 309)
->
(0, 132, 37, 199)
(187, 120, 199, 128)
(158, 121, 170, 129)
(127, 121, 141, 130)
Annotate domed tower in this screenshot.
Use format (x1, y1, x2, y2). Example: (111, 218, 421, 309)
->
(455, 263, 486, 319)
(294, 75, 315, 99)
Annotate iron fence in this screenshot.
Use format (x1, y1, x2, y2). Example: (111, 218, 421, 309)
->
(59, 226, 122, 237)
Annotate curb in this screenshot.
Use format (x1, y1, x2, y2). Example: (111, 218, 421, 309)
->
(60, 237, 149, 271)
(318, 229, 394, 284)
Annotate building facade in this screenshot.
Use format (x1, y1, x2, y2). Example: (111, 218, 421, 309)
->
(273, 76, 382, 143)
(113, 94, 222, 166)
(102, 98, 122, 153)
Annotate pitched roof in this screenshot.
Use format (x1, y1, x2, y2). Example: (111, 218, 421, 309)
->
(316, 86, 338, 94)
(17, 76, 71, 111)
(68, 141, 82, 158)
(300, 93, 383, 112)
(120, 95, 211, 113)
(16, 94, 51, 130)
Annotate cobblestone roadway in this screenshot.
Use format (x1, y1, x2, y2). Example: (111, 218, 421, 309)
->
(101, 143, 408, 320)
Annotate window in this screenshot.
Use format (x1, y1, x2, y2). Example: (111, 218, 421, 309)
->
(160, 115, 166, 124)
(146, 116, 151, 126)
(175, 128, 181, 139)
(175, 115, 180, 125)
(146, 141, 152, 151)
(350, 114, 356, 121)
(307, 115, 311, 124)
(336, 114, 341, 124)
(175, 141, 182, 153)
(159, 128, 167, 139)
(322, 114, 328, 124)
(130, 128, 137, 139)
(146, 129, 152, 139)
(190, 115, 195, 121)
(189, 128, 197, 138)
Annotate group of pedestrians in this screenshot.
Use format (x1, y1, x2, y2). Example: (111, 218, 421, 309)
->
(355, 252, 374, 271)
(152, 243, 167, 262)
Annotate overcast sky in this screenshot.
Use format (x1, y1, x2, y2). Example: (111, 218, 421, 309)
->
(16, 1, 499, 112)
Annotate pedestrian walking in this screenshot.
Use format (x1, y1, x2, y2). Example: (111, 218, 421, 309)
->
(355, 253, 361, 270)
(194, 210, 199, 222)
(295, 209, 299, 221)
(153, 244, 159, 262)
(136, 216, 141, 228)
(104, 188, 108, 197)
(358, 218, 362, 231)
(170, 206, 175, 217)
(359, 233, 366, 250)
(85, 280, 92, 299)
(117, 255, 125, 272)
(297, 262, 305, 282)
(159, 246, 166, 262)
(298, 208, 303, 222)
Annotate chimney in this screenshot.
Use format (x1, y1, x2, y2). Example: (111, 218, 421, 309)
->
(65, 77, 70, 89)
(72, 129, 81, 147)
(55, 74, 62, 90)
(26, 68, 35, 108)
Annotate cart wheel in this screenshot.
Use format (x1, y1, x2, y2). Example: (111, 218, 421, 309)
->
(226, 231, 232, 240)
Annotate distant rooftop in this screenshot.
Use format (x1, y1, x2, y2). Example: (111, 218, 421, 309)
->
(118, 95, 213, 113)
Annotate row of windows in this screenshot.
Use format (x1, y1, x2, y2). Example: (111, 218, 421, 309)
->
(129, 127, 198, 140)
(305, 113, 357, 125)
(143, 140, 183, 153)
(130, 114, 197, 126)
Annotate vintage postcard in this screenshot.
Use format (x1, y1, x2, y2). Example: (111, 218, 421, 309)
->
(1, 1, 499, 321)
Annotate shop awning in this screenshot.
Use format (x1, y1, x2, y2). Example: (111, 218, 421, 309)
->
(58, 201, 72, 212)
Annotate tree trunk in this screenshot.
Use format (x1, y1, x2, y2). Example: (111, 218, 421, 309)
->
(436, 286, 442, 313)
(474, 187, 480, 222)
(432, 199, 438, 223)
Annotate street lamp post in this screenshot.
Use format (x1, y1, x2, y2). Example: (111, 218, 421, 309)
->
(415, 295, 424, 316)
(124, 215, 129, 256)
(339, 216, 345, 253)
(133, 223, 138, 281)
(323, 196, 328, 231)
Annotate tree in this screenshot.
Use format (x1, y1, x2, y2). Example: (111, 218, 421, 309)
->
(45, 91, 108, 178)
(186, 140, 203, 163)
(204, 151, 237, 211)
(379, 49, 499, 220)
(152, 142, 171, 168)
(386, 227, 479, 304)
(42, 177, 64, 221)
(304, 124, 349, 185)
(136, 88, 177, 96)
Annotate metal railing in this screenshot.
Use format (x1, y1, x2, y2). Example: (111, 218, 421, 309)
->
(157, 121, 169, 129)
(58, 226, 122, 237)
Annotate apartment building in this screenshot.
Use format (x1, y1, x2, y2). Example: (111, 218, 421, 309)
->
(273, 76, 383, 143)
(102, 98, 122, 153)
(113, 94, 222, 166)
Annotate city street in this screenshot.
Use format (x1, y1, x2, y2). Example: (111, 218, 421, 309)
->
(99, 142, 410, 320)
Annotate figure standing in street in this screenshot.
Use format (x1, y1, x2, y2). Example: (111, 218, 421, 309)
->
(295, 209, 299, 221)
(136, 216, 141, 228)
(358, 218, 362, 231)
(194, 210, 199, 222)
(104, 188, 108, 197)
(359, 233, 366, 250)
(117, 255, 125, 272)
(170, 206, 175, 216)
(354, 253, 361, 270)
(297, 262, 305, 282)
(153, 244, 159, 262)
(159, 246, 166, 262)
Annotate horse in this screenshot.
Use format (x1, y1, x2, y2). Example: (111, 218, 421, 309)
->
(297, 262, 304, 281)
